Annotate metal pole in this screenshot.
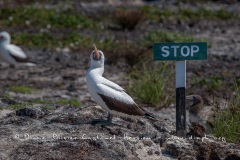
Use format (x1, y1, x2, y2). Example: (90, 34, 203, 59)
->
(175, 61, 186, 137)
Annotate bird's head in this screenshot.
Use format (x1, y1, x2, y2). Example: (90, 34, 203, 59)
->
(186, 95, 202, 105)
(0, 31, 10, 44)
(186, 95, 203, 114)
(90, 45, 105, 68)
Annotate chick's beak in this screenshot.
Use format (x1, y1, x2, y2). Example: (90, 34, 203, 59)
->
(186, 95, 194, 101)
(94, 45, 100, 59)
(186, 95, 194, 109)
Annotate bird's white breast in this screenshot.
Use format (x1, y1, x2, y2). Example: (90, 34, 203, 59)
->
(86, 72, 110, 111)
(0, 44, 17, 65)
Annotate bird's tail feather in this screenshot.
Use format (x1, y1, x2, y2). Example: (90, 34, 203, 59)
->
(24, 62, 36, 66)
(144, 113, 160, 122)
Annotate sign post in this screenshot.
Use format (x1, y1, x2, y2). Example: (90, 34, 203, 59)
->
(153, 42, 207, 137)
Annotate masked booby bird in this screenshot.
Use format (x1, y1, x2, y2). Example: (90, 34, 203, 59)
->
(86, 46, 156, 125)
(0, 31, 36, 67)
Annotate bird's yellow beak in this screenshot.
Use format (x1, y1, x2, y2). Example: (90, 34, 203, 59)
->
(94, 45, 100, 59)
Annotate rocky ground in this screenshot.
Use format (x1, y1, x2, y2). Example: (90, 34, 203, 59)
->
(0, 0, 240, 159)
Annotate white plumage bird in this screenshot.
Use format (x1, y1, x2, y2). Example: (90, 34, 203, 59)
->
(86, 46, 156, 126)
(0, 31, 36, 67)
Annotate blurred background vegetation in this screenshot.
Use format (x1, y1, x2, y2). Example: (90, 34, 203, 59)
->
(1, 0, 237, 52)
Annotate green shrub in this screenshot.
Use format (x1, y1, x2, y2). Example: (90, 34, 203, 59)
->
(213, 83, 240, 143)
(141, 6, 238, 22)
(10, 103, 28, 109)
(12, 32, 93, 49)
(179, 8, 238, 20)
(32, 98, 81, 107)
(56, 99, 81, 107)
(10, 85, 34, 94)
(209, 76, 222, 90)
(0, 7, 98, 29)
(128, 61, 173, 107)
(191, 75, 223, 91)
(43, 106, 53, 110)
(141, 30, 206, 48)
(141, 6, 173, 22)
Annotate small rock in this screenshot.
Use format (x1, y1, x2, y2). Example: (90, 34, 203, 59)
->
(0, 153, 8, 159)
(0, 109, 14, 118)
(127, 123, 133, 129)
(16, 105, 49, 119)
(134, 140, 162, 159)
(50, 114, 79, 124)
(139, 132, 157, 140)
(88, 139, 107, 149)
(148, 150, 153, 155)
(164, 135, 193, 158)
(142, 140, 153, 147)
(153, 121, 174, 133)
(1, 97, 18, 105)
(225, 153, 240, 160)
(67, 83, 76, 92)
(123, 139, 133, 150)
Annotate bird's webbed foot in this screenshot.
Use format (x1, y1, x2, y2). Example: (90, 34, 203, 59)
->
(91, 119, 111, 126)
(91, 113, 113, 126)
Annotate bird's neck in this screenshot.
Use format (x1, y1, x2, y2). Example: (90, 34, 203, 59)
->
(88, 67, 104, 76)
(1, 41, 10, 45)
(189, 103, 202, 115)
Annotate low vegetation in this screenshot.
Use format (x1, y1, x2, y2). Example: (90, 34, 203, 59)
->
(12, 32, 85, 49)
(55, 99, 81, 107)
(213, 83, 240, 143)
(32, 98, 81, 107)
(0, 7, 98, 29)
(141, 6, 174, 22)
(10, 103, 29, 109)
(141, 6, 238, 23)
(10, 85, 34, 94)
(43, 106, 53, 110)
(191, 75, 224, 92)
(2, 93, 11, 99)
(178, 8, 238, 20)
(141, 30, 206, 48)
(128, 61, 174, 107)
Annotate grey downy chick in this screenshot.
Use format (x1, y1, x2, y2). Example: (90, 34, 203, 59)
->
(186, 95, 213, 135)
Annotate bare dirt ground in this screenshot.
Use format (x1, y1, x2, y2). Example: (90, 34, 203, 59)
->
(0, 0, 240, 159)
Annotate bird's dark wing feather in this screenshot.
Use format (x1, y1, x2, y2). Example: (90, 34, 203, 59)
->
(6, 44, 32, 63)
(8, 52, 30, 62)
(97, 93, 145, 116)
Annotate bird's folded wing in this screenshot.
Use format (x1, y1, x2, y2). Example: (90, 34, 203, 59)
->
(6, 44, 28, 61)
(96, 83, 145, 116)
(101, 78, 125, 92)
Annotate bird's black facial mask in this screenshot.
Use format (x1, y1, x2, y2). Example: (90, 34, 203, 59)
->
(92, 51, 101, 61)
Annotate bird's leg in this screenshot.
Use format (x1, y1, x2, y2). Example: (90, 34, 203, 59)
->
(91, 113, 113, 126)
(107, 113, 113, 122)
